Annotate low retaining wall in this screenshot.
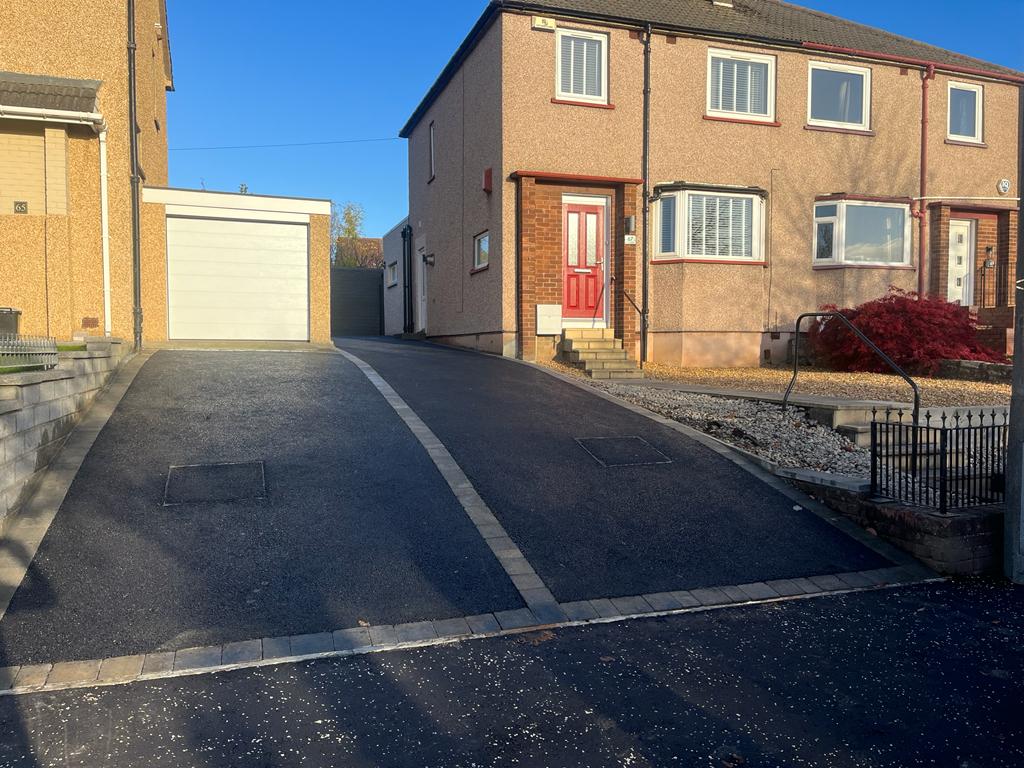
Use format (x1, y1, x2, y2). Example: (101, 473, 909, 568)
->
(0, 339, 129, 531)
(937, 359, 1013, 384)
(792, 479, 1003, 576)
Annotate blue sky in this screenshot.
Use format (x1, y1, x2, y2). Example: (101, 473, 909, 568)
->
(166, 0, 1022, 237)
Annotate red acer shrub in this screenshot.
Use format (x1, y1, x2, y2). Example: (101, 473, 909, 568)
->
(808, 287, 1006, 374)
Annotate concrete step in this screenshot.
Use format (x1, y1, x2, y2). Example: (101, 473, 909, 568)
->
(583, 359, 639, 371)
(562, 328, 615, 340)
(561, 338, 622, 352)
(567, 349, 629, 362)
(590, 369, 644, 380)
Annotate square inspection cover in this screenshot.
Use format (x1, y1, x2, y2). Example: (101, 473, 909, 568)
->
(576, 437, 672, 468)
(163, 461, 267, 506)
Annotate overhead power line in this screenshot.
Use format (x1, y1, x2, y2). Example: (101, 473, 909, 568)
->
(169, 136, 402, 152)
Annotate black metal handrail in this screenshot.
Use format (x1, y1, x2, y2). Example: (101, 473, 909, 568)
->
(782, 312, 921, 428)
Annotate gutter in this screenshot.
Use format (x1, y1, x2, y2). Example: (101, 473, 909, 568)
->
(0, 104, 104, 127)
(801, 42, 1024, 84)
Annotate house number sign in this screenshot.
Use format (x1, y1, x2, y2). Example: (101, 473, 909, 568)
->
(998, 178, 1011, 195)
(13, 201, 28, 214)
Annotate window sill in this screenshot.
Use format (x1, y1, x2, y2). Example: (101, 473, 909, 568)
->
(703, 115, 781, 127)
(652, 257, 766, 266)
(945, 138, 987, 148)
(813, 263, 914, 270)
(804, 124, 875, 137)
(470, 264, 489, 275)
(551, 98, 615, 110)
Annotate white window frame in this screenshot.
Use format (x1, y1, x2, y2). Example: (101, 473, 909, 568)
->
(554, 28, 609, 105)
(947, 81, 984, 143)
(655, 195, 679, 258)
(706, 48, 777, 123)
(428, 121, 436, 181)
(807, 61, 872, 131)
(812, 200, 912, 267)
(653, 189, 765, 262)
(473, 231, 490, 270)
(386, 262, 398, 288)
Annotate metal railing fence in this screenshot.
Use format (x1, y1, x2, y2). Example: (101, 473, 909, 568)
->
(870, 408, 1008, 514)
(0, 334, 59, 372)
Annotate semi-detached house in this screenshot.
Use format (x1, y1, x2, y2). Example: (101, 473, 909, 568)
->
(395, 0, 1022, 370)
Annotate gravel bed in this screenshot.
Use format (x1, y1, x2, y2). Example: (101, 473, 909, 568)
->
(642, 363, 1011, 408)
(595, 382, 871, 476)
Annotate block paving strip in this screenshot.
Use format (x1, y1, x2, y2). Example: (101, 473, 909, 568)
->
(0, 564, 941, 697)
(334, 347, 567, 621)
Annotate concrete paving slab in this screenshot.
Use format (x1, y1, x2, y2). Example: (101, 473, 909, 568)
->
(332, 627, 372, 651)
(97, 656, 145, 683)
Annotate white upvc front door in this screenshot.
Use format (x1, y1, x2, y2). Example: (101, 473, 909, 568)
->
(946, 219, 975, 305)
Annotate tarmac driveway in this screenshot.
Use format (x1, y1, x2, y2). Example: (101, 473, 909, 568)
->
(0, 350, 522, 665)
(337, 338, 892, 603)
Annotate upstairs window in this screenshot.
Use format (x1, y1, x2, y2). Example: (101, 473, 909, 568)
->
(707, 49, 776, 122)
(948, 82, 983, 143)
(386, 262, 398, 287)
(813, 200, 910, 266)
(656, 190, 764, 262)
(808, 62, 871, 130)
(555, 29, 608, 104)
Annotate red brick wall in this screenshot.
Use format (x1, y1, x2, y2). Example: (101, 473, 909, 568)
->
(928, 205, 950, 297)
(517, 177, 639, 361)
(930, 206, 1017, 310)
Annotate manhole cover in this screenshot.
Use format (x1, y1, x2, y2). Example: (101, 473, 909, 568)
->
(575, 437, 672, 468)
(163, 461, 266, 506)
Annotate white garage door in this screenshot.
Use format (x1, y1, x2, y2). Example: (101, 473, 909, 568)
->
(167, 216, 309, 341)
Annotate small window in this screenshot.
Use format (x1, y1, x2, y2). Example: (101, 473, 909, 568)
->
(813, 200, 910, 266)
(948, 82, 983, 142)
(813, 204, 838, 261)
(658, 196, 677, 255)
(428, 122, 436, 181)
(555, 29, 608, 104)
(808, 62, 871, 130)
(707, 49, 776, 122)
(654, 189, 764, 262)
(474, 231, 489, 270)
(386, 262, 398, 287)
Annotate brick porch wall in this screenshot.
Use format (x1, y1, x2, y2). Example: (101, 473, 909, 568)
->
(930, 205, 1017, 310)
(517, 177, 639, 361)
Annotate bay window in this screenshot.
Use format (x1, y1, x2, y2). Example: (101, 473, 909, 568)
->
(656, 189, 764, 262)
(813, 200, 910, 266)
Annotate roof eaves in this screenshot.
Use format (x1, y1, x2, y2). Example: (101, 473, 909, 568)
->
(399, 2, 502, 139)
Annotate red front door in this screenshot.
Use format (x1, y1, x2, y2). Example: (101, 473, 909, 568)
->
(562, 202, 606, 320)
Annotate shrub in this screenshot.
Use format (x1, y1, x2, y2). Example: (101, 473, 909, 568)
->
(808, 287, 1006, 375)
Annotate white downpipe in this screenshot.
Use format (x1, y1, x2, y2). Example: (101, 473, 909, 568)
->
(99, 128, 112, 336)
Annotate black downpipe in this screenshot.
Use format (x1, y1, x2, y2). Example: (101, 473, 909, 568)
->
(401, 224, 414, 334)
(640, 24, 652, 366)
(128, 0, 143, 351)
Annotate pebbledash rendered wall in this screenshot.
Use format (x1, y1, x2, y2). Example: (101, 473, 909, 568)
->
(0, 339, 129, 531)
(0, 0, 171, 340)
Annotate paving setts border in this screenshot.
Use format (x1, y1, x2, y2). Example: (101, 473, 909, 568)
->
(0, 352, 152, 624)
(0, 564, 939, 696)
